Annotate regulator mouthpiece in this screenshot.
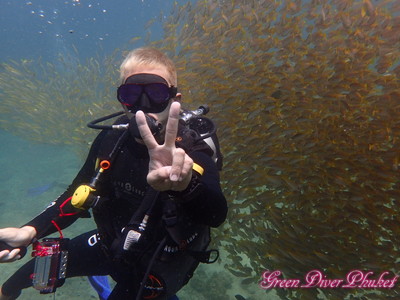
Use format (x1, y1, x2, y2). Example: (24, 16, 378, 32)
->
(129, 114, 162, 139)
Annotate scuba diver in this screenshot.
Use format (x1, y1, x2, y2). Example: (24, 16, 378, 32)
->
(0, 47, 227, 300)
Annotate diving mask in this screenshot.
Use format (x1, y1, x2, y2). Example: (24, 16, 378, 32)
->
(117, 73, 177, 113)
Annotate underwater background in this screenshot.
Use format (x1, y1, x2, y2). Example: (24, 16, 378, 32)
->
(1, 0, 400, 299)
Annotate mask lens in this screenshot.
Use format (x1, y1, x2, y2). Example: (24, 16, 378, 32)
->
(145, 83, 171, 104)
(117, 84, 143, 106)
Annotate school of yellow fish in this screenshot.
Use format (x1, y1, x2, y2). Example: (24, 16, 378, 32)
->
(0, 52, 121, 154)
(1, 0, 400, 299)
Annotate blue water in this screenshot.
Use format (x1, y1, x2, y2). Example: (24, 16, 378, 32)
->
(1, 0, 174, 61)
(0, 129, 81, 215)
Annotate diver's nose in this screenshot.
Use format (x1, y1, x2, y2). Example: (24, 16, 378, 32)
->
(138, 93, 151, 110)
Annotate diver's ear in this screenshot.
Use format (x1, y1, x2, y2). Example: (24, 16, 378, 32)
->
(174, 93, 182, 102)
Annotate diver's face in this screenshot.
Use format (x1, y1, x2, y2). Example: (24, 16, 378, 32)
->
(121, 65, 179, 127)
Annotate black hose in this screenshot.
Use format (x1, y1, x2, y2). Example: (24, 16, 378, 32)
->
(135, 236, 167, 300)
(87, 111, 125, 129)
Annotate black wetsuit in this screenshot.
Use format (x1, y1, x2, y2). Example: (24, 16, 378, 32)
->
(1, 121, 227, 299)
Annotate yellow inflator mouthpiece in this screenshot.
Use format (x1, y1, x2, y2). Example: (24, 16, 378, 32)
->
(71, 185, 96, 209)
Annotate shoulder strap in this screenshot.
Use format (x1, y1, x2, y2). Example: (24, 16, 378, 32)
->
(175, 124, 212, 154)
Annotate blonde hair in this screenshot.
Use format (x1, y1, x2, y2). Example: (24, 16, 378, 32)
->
(120, 47, 177, 86)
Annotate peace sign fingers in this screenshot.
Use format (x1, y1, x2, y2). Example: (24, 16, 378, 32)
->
(135, 101, 193, 192)
(164, 101, 181, 148)
(135, 110, 159, 150)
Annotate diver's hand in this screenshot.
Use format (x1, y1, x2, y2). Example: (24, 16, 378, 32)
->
(136, 101, 193, 192)
(0, 226, 36, 263)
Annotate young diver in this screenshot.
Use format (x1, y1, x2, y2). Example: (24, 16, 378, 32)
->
(0, 47, 227, 299)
